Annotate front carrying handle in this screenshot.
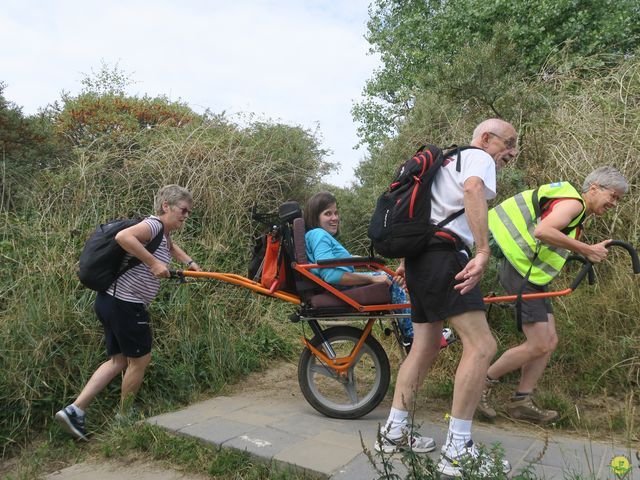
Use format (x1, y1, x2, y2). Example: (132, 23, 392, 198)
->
(168, 270, 186, 282)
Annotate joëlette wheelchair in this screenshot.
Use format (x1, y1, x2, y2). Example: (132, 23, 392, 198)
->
(171, 201, 640, 420)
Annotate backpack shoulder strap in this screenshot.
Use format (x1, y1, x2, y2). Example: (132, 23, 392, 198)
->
(122, 218, 165, 273)
(147, 217, 165, 253)
(442, 145, 484, 172)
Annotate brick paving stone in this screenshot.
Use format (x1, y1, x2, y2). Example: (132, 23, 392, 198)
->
(223, 426, 305, 459)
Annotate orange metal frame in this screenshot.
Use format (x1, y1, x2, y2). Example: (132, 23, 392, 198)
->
(176, 264, 576, 377)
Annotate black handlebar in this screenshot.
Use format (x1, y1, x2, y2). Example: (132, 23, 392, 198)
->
(607, 240, 640, 274)
(569, 240, 639, 291)
(169, 270, 185, 280)
(566, 255, 595, 285)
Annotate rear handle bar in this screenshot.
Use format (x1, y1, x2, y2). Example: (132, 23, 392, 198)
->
(570, 240, 640, 291)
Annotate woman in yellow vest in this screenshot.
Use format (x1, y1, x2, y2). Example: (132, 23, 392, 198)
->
(479, 166, 628, 424)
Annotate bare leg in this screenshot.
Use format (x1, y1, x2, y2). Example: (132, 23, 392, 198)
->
(120, 353, 152, 409)
(392, 322, 443, 411)
(518, 315, 557, 392)
(486, 314, 557, 387)
(74, 354, 128, 410)
(448, 311, 497, 420)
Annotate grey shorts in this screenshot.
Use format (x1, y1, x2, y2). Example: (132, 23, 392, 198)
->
(498, 258, 553, 324)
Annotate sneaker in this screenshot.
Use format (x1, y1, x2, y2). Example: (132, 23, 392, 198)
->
(55, 406, 89, 441)
(374, 430, 436, 454)
(402, 336, 413, 354)
(477, 377, 498, 420)
(442, 328, 457, 347)
(437, 439, 511, 478)
(508, 394, 559, 424)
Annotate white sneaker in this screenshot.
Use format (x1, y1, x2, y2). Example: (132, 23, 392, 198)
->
(436, 439, 510, 477)
(374, 430, 436, 454)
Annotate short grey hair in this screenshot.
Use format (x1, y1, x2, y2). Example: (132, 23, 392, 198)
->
(472, 118, 514, 141)
(581, 166, 629, 194)
(154, 184, 193, 215)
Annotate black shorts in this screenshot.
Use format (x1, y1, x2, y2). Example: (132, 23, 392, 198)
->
(498, 258, 553, 324)
(405, 246, 486, 324)
(94, 292, 152, 357)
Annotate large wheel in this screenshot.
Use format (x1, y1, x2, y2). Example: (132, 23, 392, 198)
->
(297, 325, 391, 419)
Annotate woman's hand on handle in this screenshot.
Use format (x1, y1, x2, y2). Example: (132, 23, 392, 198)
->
(151, 261, 170, 278)
(583, 239, 611, 263)
(187, 261, 203, 272)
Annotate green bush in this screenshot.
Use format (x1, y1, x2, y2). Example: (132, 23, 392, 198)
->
(0, 117, 326, 455)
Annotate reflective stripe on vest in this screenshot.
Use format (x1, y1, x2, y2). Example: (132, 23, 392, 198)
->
(488, 182, 585, 285)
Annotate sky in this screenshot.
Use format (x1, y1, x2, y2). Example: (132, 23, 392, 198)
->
(1, 0, 380, 187)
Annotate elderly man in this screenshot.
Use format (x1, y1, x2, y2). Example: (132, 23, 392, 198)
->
(374, 119, 518, 478)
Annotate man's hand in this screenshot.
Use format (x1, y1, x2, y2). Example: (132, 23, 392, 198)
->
(583, 239, 611, 263)
(393, 274, 407, 290)
(454, 251, 490, 295)
(394, 260, 407, 290)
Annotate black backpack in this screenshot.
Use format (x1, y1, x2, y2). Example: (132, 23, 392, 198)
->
(78, 217, 164, 292)
(367, 144, 478, 258)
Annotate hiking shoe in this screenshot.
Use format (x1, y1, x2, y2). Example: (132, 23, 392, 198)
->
(436, 439, 511, 478)
(374, 431, 436, 454)
(477, 377, 498, 420)
(55, 406, 89, 441)
(508, 394, 559, 424)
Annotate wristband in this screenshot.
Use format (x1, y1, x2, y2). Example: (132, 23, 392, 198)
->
(186, 259, 195, 267)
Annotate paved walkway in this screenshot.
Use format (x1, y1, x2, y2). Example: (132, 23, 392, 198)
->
(147, 395, 638, 479)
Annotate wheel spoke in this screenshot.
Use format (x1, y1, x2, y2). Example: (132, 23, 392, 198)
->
(310, 361, 338, 379)
(343, 372, 359, 404)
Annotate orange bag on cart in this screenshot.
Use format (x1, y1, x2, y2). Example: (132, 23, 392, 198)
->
(261, 233, 287, 292)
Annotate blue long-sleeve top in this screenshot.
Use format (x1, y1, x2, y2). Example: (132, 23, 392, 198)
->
(305, 228, 355, 284)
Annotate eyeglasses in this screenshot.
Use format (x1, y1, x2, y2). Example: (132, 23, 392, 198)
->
(173, 206, 193, 215)
(599, 186, 621, 203)
(489, 132, 517, 150)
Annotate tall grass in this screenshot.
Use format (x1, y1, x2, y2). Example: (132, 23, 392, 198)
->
(0, 117, 327, 455)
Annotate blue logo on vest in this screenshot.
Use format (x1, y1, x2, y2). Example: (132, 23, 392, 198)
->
(550, 182, 562, 187)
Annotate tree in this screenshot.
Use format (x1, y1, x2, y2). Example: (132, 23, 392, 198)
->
(355, 0, 640, 149)
(48, 63, 200, 148)
(0, 83, 66, 209)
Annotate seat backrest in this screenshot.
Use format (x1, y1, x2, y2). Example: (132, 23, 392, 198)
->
(292, 217, 308, 264)
(290, 217, 322, 297)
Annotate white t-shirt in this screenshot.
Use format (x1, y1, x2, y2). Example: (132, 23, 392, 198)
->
(430, 148, 497, 250)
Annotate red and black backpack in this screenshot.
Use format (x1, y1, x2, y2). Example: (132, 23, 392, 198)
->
(367, 144, 479, 258)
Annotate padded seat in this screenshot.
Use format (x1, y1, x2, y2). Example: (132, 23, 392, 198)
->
(308, 282, 391, 309)
(291, 217, 392, 310)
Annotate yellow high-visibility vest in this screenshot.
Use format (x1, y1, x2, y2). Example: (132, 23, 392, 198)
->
(488, 182, 586, 285)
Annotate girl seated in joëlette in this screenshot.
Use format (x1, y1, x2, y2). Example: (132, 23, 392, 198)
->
(304, 191, 414, 349)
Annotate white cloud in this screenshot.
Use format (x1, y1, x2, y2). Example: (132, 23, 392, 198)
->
(0, 0, 379, 186)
